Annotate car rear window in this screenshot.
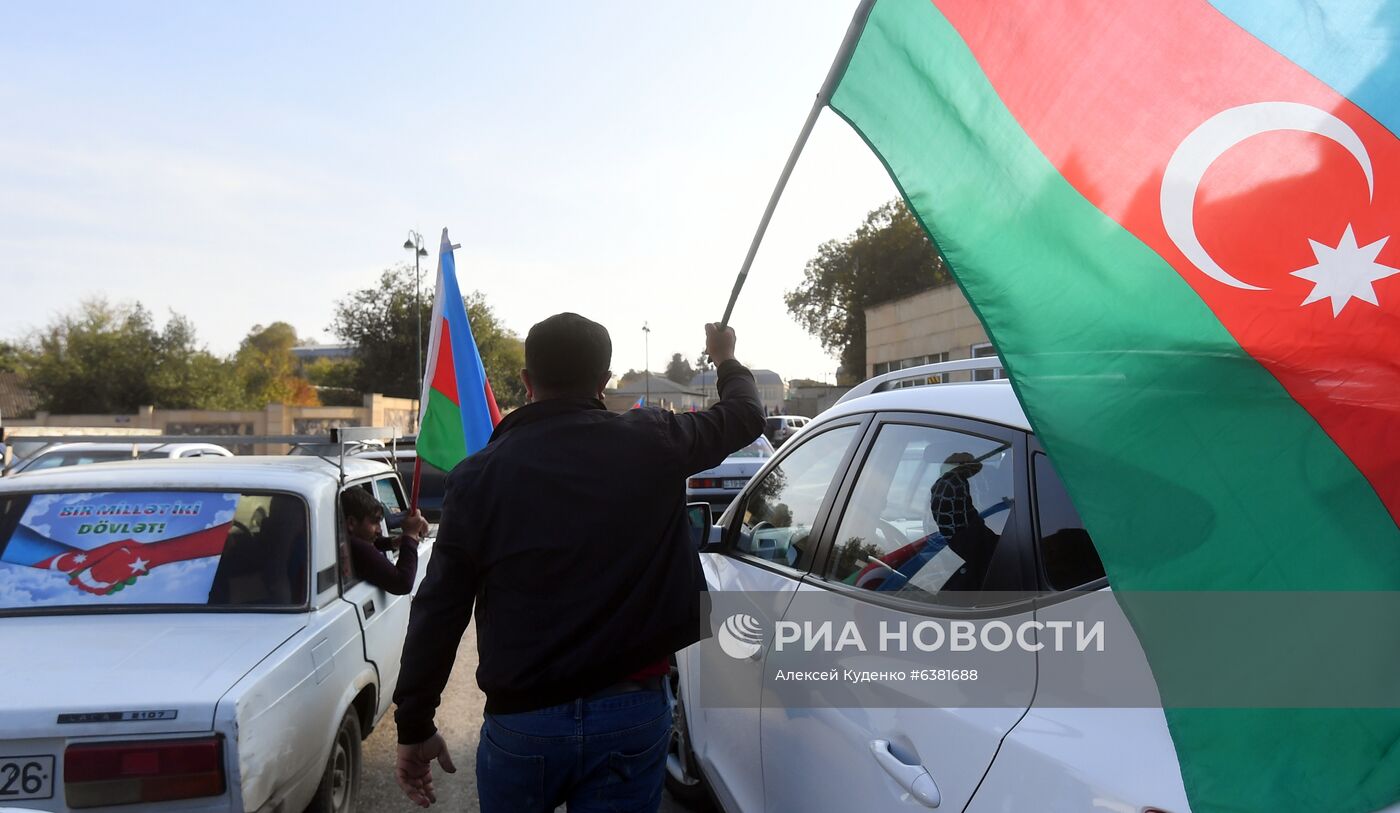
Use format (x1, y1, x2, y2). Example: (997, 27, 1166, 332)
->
(0, 490, 308, 613)
(729, 438, 775, 458)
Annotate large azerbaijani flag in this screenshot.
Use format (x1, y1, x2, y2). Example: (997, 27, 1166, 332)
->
(416, 229, 502, 473)
(825, 1, 1400, 811)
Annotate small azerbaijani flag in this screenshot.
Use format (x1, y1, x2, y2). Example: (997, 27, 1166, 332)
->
(825, 2, 1400, 812)
(416, 229, 502, 475)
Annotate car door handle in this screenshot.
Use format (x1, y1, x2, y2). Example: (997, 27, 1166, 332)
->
(869, 739, 940, 808)
(362, 599, 376, 618)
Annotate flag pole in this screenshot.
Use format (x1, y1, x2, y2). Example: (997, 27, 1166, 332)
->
(410, 456, 422, 512)
(718, 0, 879, 328)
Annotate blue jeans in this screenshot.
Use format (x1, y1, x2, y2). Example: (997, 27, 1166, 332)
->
(477, 687, 672, 812)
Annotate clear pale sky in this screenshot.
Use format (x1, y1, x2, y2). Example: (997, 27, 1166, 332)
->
(0, 1, 898, 384)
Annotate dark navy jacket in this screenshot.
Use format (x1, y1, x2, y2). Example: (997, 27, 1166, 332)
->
(394, 359, 764, 741)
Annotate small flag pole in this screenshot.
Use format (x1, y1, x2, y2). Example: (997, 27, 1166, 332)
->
(718, 0, 878, 328)
(410, 456, 423, 513)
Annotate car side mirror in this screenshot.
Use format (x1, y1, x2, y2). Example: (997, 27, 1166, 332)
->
(686, 502, 723, 552)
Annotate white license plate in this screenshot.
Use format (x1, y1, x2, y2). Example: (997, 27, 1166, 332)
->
(0, 754, 55, 802)
(722, 479, 747, 489)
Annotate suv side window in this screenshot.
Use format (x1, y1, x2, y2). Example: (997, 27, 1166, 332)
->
(734, 425, 860, 573)
(1032, 453, 1105, 590)
(824, 422, 1018, 604)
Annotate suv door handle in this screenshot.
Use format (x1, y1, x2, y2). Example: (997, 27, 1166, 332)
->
(869, 740, 940, 808)
(362, 599, 376, 618)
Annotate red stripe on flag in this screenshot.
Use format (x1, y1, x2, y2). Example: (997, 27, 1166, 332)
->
(430, 317, 460, 407)
(482, 378, 502, 426)
(938, 0, 1400, 523)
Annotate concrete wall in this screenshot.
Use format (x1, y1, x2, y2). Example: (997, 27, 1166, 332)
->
(9, 394, 418, 454)
(865, 284, 991, 381)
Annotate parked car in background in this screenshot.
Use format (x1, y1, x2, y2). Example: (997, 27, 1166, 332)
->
(763, 415, 809, 447)
(0, 453, 429, 813)
(6, 442, 233, 476)
(685, 436, 774, 510)
(667, 358, 1194, 813)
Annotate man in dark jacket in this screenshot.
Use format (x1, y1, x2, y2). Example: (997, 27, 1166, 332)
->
(393, 314, 763, 811)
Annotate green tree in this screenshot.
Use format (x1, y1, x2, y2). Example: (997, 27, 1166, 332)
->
(150, 314, 247, 410)
(785, 200, 949, 383)
(831, 537, 887, 580)
(234, 322, 318, 407)
(329, 266, 527, 410)
(0, 341, 20, 374)
(303, 357, 361, 406)
(329, 266, 426, 400)
(24, 298, 242, 413)
(664, 353, 695, 386)
(466, 293, 526, 410)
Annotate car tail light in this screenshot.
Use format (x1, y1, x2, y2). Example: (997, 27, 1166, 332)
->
(689, 478, 721, 489)
(64, 737, 224, 808)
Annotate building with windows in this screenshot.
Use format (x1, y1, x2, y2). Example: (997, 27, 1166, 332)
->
(865, 282, 1004, 385)
(690, 369, 786, 413)
(605, 376, 708, 413)
(290, 343, 355, 362)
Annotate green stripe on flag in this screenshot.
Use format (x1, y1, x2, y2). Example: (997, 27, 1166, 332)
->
(830, 1, 1400, 810)
(416, 388, 467, 473)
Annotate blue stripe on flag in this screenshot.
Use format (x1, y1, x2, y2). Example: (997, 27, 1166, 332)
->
(1209, 0, 1400, 136)
(438, 243, 496, 457)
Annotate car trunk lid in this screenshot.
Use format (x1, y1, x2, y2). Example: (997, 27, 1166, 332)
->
(0, 613, 306, 738)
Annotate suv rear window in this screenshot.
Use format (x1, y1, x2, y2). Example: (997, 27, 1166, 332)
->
(0, 490, 308, 612)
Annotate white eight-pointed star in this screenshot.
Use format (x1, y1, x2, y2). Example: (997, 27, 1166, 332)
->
(1291, 224, 1400, 317)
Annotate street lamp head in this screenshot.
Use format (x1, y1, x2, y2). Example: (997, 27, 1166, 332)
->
(403, 239, 415, 250)
(417, 248, 428, 257)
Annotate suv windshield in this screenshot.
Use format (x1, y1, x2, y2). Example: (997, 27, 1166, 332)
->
(0, 490, 308, 613)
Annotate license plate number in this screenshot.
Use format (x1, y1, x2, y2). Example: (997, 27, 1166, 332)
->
(722, 479, 747, 489)
(0, 755, 55, 802)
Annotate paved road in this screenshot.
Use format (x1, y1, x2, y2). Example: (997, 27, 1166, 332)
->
(360, 623, 689, 812)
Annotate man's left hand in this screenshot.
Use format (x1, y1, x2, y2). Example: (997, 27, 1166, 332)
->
(396, 732, 456, 808)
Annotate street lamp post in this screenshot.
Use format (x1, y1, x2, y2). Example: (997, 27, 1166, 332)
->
(642, 322, 651, 407)
(403, 231, 429, 431)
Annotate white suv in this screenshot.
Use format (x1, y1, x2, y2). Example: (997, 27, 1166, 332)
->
(668, 358, 1193, 813)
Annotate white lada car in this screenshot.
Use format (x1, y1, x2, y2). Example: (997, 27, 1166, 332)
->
(0, 453, 428, 813)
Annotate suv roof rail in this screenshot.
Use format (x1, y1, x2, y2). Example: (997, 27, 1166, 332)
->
(836, 357, 1006, 405)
